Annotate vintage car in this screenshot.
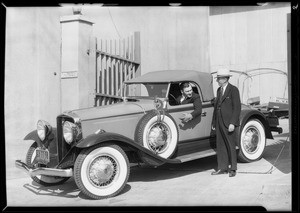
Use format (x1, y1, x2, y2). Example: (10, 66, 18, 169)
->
(15, 70, 281, 200)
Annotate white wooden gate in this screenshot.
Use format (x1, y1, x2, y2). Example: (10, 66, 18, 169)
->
(90, 32, 141, 106)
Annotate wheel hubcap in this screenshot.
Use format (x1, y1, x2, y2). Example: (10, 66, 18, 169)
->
(89, 156, 117, 187)
(147, 123, 171, 153)
(242, 127, 260, 154)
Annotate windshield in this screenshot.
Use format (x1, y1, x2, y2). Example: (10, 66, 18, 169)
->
(125, 83, 169, 99)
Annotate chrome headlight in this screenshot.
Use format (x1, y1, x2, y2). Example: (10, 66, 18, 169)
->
(37, 120, 52, 141)
(63, 121, 77, 144)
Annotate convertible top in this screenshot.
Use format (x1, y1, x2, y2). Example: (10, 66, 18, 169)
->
(125, 70, 214, 102)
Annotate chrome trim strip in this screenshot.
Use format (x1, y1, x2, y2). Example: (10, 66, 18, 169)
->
(15, 160, 73, 177)
(80, 112, 145, 122)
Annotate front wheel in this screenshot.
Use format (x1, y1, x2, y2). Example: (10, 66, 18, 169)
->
(238, 119, 266, 163)
(74, 144, 130, 199)
(26, 142, 70, 186)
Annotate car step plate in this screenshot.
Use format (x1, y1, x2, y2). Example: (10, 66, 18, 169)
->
(176, 149, 217, 163)
(175, 146, 239, 163)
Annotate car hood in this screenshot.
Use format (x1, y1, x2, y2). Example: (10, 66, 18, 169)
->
(64, 100, 156, 121)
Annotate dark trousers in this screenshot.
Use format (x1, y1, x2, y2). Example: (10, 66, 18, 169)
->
(216, 111, 237, 171)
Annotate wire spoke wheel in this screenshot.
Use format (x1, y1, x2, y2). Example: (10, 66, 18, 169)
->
(74, 144, 130, 199)
(242, 127, 260, 154)
(88, 155, 118, 188)
(238, 119, 266, 163)
(146, 122, 172, 154)
(135, 110, 178, 161)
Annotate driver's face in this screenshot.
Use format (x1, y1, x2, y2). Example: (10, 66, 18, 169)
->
(183, 86, 193, 98)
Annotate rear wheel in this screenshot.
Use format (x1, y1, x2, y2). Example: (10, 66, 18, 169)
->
(26, 142, 70, 186)
(238, 119, 266, 163)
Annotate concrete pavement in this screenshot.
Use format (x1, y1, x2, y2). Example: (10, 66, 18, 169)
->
(5, 118, 291, 210)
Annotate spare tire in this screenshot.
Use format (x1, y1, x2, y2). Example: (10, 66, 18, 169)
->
(135, 110, 179, 159)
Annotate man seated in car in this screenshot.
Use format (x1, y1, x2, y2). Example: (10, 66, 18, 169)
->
(176, 82, 202, 122)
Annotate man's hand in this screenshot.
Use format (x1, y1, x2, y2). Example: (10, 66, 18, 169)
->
(228, 124, 235, 132)
(180, 113, 193, 122)
(212, 126, 215, 131)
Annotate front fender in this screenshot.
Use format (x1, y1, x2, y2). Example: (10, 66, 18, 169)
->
(76, 132, 181, 164)
(24, 129, 58, 149)
(24, 130, 42, 147)
(240, 109, 273, 139)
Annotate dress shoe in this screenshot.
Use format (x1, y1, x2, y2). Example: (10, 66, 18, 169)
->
(229, 170, 236, 177)
(211, 169, 228, 175)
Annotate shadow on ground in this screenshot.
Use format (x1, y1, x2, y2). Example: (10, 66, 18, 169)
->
(129, 155, 217, 182)
(24, 178, 80, 198)
(263, 137, 291, 174)
(24, 176, 132, 200)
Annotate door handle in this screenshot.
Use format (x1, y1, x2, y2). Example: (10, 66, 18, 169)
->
(201, 112, 207, 117)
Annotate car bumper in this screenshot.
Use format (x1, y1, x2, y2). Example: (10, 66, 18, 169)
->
(15, 160, 73, 177)
(270, 126, 283, 134)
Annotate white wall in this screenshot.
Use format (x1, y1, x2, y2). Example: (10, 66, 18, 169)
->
(5, 8, 61, 141)
(60, 6, 210, 75)
(209, 4, 291, 104)
(5, 8, 63, 179)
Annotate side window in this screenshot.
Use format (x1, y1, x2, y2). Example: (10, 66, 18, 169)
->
(168, 82, 202, 106)
(192, 83, 205, 103)
(190, 82, 199, 95)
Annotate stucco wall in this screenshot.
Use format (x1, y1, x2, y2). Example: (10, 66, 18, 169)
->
(209, 4, 291, 104)
(60, 6, 210, 75)
(5, 8, 61, 142)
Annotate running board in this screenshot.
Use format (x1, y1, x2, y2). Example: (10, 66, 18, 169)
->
(173, 146, 239, 163)
(175, 149, 217, 163)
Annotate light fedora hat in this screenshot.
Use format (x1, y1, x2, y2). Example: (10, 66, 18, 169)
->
(215, 68, 232, 78)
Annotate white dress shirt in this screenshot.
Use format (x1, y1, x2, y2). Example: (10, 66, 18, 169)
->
(221, 83, 228, 96)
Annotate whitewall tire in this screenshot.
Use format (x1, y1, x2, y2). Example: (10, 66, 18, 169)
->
(74, 144, 130, 199)
(135, 111, 178, 159)
(238, 119, 266, 163)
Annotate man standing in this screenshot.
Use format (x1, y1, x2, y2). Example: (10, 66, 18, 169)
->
(176, 82, 202, 122)
(211, 68, 241, 177)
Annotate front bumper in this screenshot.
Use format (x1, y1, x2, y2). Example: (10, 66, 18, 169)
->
(15, 160, 73, 177)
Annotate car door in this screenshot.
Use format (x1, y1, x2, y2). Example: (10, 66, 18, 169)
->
(167, 83, 214, 148)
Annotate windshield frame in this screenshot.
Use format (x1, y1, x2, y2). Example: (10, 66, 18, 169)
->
(123, 82, 171, 100)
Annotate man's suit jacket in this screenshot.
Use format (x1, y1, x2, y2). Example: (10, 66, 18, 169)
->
(176, 93, 202, 118)
(212, 83, 241, 128)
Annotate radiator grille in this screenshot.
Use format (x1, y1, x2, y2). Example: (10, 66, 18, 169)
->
(56, 115, 74, 162)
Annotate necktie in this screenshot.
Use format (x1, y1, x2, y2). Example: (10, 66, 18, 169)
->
(217, 87, 223, 106)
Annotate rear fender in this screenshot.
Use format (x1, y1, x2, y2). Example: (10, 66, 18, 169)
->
(240, 110, 273, 139)
(76, 132, 181, 165)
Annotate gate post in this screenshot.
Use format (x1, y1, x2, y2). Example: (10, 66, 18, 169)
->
(60, 12, 94, 112)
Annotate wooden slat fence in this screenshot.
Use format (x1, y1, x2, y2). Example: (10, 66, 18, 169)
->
(93, 32, 141, 106)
